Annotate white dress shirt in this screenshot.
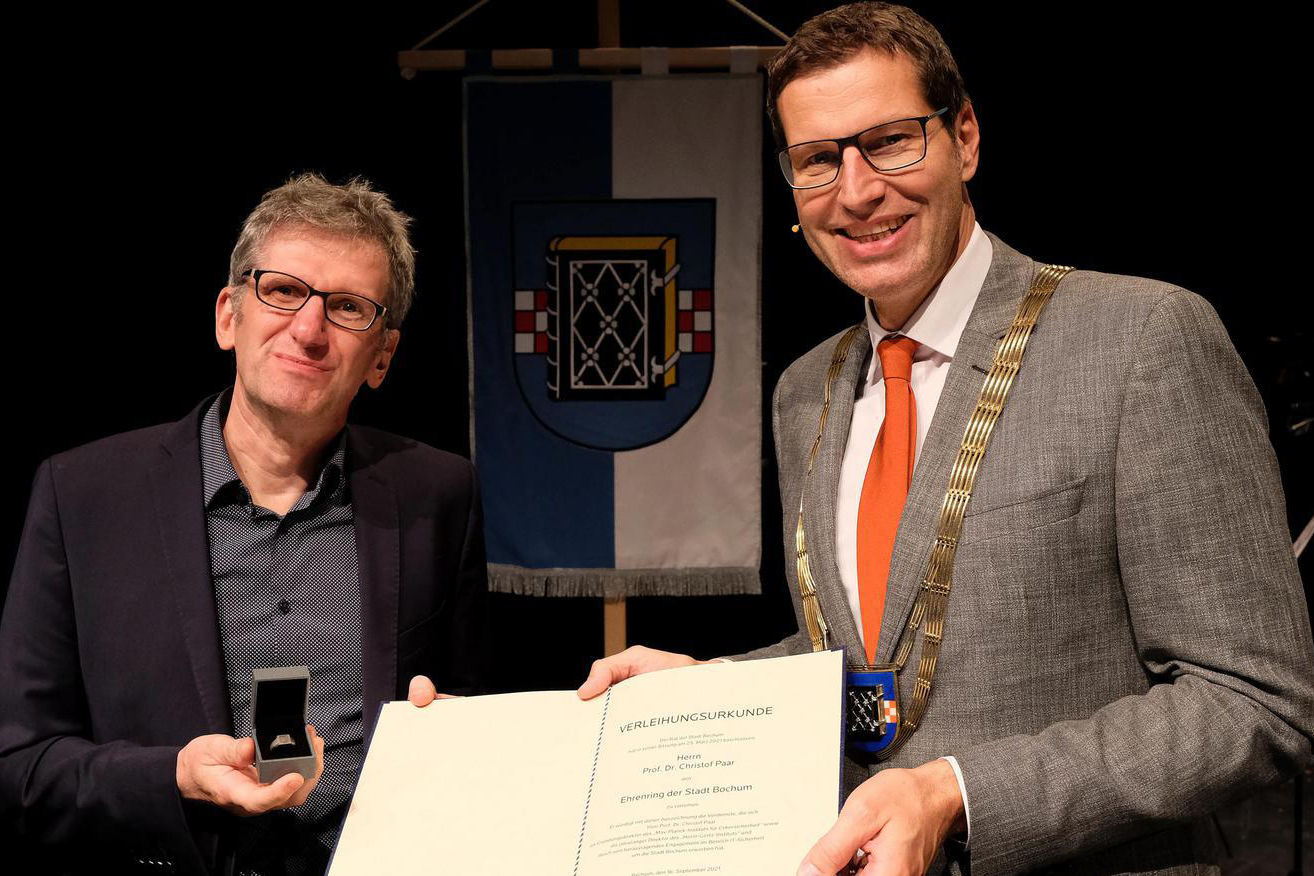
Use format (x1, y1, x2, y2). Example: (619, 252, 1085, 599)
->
(834, 221, 991, 841)
(834, 222, 991, 627)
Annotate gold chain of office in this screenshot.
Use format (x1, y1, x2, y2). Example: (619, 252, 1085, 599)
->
(794, 263, 1073, 759)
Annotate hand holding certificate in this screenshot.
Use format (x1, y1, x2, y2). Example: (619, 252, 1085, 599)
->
(329, 651, 844, 875)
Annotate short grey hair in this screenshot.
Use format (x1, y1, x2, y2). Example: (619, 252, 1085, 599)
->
(227, 173, 416, 329)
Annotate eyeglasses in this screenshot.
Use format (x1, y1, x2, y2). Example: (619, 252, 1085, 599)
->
(242, 269, 388, 332)
(777, 107, 949, 190)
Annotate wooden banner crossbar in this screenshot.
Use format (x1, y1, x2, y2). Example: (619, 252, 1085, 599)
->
(399, 46, 781, 75)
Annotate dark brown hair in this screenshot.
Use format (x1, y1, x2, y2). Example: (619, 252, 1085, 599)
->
(767, 3, 969, 145)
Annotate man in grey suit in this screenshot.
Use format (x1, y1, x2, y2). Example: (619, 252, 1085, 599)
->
(578, 3, 1314, 874)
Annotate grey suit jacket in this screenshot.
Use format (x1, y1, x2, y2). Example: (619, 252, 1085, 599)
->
(749, 234, 1314, 875)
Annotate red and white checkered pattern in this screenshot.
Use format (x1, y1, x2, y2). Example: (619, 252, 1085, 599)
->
(676, 288, 713, 353)
(883, 700, 899, 724)
(513, 289, 549, 354)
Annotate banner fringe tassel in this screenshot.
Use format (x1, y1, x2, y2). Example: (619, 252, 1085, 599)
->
(488, 564, 760, 598)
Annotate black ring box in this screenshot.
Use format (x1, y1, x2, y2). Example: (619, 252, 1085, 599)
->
(252, 665, 316, 784)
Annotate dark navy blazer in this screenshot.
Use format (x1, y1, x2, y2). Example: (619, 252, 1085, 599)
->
(0, 397, 488, 873)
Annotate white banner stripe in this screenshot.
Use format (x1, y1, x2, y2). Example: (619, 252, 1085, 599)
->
(610, 76, 762, 572)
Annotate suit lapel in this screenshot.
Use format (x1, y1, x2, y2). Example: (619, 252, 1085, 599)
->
(348, 427, 400, 738)
(802, 327, 870, 659)
(150, 404, 231, 732)
(876, 236, 1036, 663)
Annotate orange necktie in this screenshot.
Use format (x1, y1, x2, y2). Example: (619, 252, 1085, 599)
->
(856, 335, 919, 665)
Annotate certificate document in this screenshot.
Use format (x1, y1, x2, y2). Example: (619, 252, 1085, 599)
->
(329, 650, 844, 875)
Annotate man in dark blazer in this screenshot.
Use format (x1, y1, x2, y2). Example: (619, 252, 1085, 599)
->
(578, 4, 1314, 875)
(0, 174, 487, 874)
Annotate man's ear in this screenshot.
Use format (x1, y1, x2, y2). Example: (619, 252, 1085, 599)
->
(366, 329, 401, 390)
(216, 288, 238, 351)
(955, 102, 980, 183)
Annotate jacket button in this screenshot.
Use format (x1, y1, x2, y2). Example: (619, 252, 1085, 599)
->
(278, 599, 291, 614)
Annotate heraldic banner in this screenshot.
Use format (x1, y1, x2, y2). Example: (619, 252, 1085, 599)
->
(465, 74, 762, 597)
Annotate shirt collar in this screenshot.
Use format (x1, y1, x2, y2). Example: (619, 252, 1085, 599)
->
(863, 221, 992, 378)
(199, 391, 348, 511)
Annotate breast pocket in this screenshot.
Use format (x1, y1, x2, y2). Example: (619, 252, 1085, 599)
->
(960, 475, 1086, 544)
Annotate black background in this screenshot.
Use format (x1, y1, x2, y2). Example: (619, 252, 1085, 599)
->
(4, 2, 1310, 696)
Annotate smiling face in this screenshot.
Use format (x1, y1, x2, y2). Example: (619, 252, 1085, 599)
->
(779, 49, 980, 329)
(215, 226, 399, 428)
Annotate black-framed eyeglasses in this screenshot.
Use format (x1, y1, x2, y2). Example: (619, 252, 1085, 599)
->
(777, 107, 949, 190)
(241, 269, 388, 332)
